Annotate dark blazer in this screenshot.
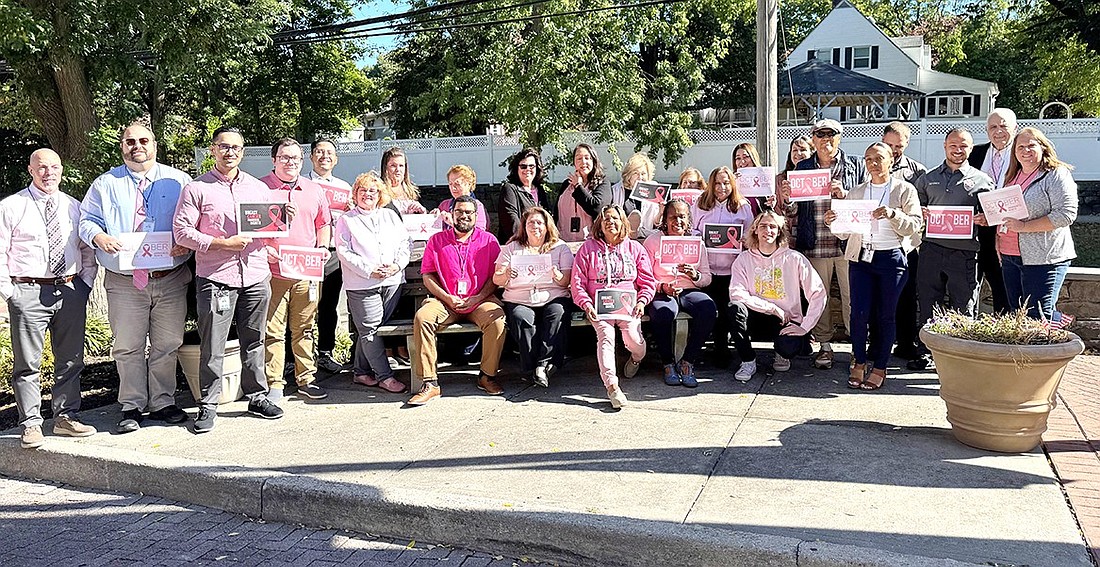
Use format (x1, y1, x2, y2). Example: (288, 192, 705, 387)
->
(969, 142, 991, 170)
(498, 181, 550, 242)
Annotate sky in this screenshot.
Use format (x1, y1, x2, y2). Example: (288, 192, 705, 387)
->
(353, 0, 410, 64)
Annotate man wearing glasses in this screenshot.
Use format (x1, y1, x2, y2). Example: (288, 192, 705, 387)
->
(785, 119, 867, 370)
(259, 139, 331, 401)
(173, 126, 291, 433)
(80, 123, 194, 434)
(0, 149, 98, 449)
(408, 195, 506, 405)
(308, 139, 355, 374)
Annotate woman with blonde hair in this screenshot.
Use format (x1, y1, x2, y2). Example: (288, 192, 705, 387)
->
(570, 205, 656, 408)
(617, 152, 660, 239)
(381, 146, 427, 214)
(494, 207, 575, 387)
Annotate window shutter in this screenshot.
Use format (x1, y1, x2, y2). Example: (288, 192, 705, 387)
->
(844, 47, 853, 69)
(920, 98, 928, 118)
(973, 95, 981, 116)
(962, 97, 972, 115)
(808, 50, 816, 61)
(832, 48, 841, 65)
(871, 46, 879, 69)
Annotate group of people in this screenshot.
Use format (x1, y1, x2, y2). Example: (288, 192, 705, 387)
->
(1, 108, 1078, 448)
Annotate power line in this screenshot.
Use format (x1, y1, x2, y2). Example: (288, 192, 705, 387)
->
(273, 0, 506, 40)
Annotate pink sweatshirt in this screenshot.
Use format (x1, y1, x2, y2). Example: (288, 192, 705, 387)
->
(728, 246, 827, 330)
(570, 237, 656, 312)
(642, 233, 712, 289)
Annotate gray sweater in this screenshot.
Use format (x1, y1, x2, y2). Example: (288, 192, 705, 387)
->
(1016, 166, 1077, 265)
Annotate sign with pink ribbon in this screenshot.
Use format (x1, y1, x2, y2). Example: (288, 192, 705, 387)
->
(278, 245, 326, 281)
(736, 166, 776, 198)
(118, 231, 174, 271)
(925, 206, 974, 239)
(403, 213, 440, 241)
(829, 199, 877, 234)
(978, 184, 1028, 226)
(510, 253, 554, 286)
(702, 223, 743, 255)
(658, 236, 703, 267)
(595, 289, 637, 321)
(669, 188, 702, 207)
(237, 201, 290, 237)
(317, 182, 351, 212)
(787, 169, 832, 202)
(630, 181, 672, 205)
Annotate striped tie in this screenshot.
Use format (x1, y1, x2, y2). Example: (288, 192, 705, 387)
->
(44, 198, 65, 277)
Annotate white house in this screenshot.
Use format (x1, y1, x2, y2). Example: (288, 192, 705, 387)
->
(787, 0, 999, 123)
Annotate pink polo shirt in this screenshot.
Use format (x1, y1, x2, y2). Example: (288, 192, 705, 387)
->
(259, 173, 331, 280)
(173, 169, 272, 288)
(421, 227, 501, 314)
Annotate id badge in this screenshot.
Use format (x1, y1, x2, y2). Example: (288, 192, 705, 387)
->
(216, 293, 231, 313)
(308, 281, 319, 302)
(860, 244, 875, 263)
(570, 217, 581, 233)
(529, 288, 550, 304)
(457, 279, 470, 296)
(142, 218, 156, 232)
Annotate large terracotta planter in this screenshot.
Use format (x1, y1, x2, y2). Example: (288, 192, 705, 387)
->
(920, 328, 1084, 452)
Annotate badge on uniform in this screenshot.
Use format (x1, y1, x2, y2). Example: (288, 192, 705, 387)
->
(860, 243, 875, 263)
(216, 293, 231, 313)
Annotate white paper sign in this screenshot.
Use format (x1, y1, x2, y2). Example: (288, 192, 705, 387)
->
(978, 185, 1028, 226)
(829, 200, 877, 234)
(118, 231, 175, 270)
(403, 214, 440, 241)
(510, 254, 553, 286)
(736, 167, 776, 198)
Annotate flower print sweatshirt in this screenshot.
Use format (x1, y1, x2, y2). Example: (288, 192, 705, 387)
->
(570, 237, 657, 313)
(728, 245, 827, 330)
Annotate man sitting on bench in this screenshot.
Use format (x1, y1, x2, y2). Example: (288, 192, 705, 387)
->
(408, 195, 506, 405)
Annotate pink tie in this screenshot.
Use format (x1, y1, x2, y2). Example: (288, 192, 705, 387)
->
(991, 150, 1003, 186)
(132, 177, 150, 290)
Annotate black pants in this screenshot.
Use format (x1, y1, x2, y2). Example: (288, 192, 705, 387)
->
(702, 275, 732, 355)
(317, 257, 347, 353)
(503, 298, 572, 372)
(893, 248, 920, 354)
(729, 302, 806, 363)
(977, 225, 1009, 314)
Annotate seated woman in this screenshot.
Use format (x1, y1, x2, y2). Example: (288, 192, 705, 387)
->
(571, 205, 656, 408)
(642, 199, 716, 388)
(493, 207, 574, 387)
(434, 164, 488, 231)
(556, 143, 611, 242)
(614, 152, 658, 239)
(381, 146, 428, 214)
(675, 167, 706, 206)
(498, 148, 551, 242)
(728, 210, 826, 382)
(335, 172, 412, 393)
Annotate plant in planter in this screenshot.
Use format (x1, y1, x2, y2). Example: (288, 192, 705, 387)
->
(920, 307, 1085, 453)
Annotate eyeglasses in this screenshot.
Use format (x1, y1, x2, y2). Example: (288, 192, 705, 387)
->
(124, 138, 152, 146)
(453, 209, 478, 217)
(215, 144, 244, 154)
(518, 163, 537, 170)
(813, 131, 838, 139)
(275, 156, 303, 164)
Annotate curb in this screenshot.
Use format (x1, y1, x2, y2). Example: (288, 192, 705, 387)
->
(0, 438, 980, 567)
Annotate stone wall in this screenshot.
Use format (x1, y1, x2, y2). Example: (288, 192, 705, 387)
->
(1059, 268, 1100, 349)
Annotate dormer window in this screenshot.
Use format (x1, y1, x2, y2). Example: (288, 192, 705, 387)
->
(852, 46, 872, 69)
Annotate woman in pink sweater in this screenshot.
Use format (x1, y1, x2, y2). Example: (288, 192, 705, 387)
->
(728, 210, 827, 382)
(571, 205, 657, 409)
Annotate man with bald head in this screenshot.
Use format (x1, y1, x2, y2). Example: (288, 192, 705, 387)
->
(0, 149, 98, 448)
(967, 108, 1017, 314)
(80, 123, 194, 434)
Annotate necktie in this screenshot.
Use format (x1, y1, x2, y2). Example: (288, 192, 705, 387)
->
(44, 197, 65, 277)
(132, 177, 150, 290)
(991, 150, 1003, 186)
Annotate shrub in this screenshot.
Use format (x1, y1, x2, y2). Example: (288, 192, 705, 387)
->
(925, 306, 1072, 346)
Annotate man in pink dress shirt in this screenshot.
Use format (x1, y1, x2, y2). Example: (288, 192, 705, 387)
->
(0, 149, 98, 449)
(173, 127, 288, 433)
(259, 138, 331, 401)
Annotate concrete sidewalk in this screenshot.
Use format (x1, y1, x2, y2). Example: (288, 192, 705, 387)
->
(0, 349, 1090, 567)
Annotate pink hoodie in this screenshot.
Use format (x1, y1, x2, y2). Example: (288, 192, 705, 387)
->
(570, 237, 657, 312)
(728, 246, 827, 330)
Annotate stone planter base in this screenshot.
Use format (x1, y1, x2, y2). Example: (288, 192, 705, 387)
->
(921, 328, 1085, 453)
(178, 340, 244, 405)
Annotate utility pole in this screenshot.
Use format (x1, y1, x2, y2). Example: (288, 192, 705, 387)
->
(756, 0, 778, 166)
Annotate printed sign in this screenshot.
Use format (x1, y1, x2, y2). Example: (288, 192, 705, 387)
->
(118, 231, 175, 271)
(658, 236, 703, 267)
(317, 182, 351, 212)
(403, 213, 440, 241)
(630, 181, 671, 205)
(829, 200, 877, 234)
(787, 169, 832, 202)
(238, 201, 289, 237)
(278, 245, 326, 281)
(926, 206, 974, 239)
(595, 289, 637, 321)
(510, 253, 554, 286)
(702, 223, 743, 255)
(670, 188, 702, 207)
(978, 184, 1028, 226)
(736, 166, 776, 198)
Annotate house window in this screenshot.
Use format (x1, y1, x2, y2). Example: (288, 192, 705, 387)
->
(853, 46, 872, 69)
(925, 95, 980, 118)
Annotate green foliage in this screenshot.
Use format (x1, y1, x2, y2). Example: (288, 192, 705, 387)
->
(926, 306, 1072, 345)
(83, 313, 114, 358)
(332, 331, 353, 365)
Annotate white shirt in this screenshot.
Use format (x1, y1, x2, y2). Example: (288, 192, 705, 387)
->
(0, 185, 97, 299)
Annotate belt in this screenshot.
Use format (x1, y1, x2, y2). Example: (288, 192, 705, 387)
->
(112, 264, 184, 279)
(12, 275, 75, 285)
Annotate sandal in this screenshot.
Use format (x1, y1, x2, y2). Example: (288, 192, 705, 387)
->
(848, 362, 866, 389)
(861, 368, 887, 391)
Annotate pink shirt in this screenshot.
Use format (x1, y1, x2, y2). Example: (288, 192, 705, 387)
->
(421, 227, 501, 314)
(0, 185, 97, 299)
(173, 169, 273, 288)
(259, 173, 331, 280)
(495, 240, 574, 306)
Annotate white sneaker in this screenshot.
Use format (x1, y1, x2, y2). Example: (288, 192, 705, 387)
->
(607, 385, 628, 408)
(734, 359, 757, 382)
(623, 357, 642, 379)
(773, 354, 791, 372)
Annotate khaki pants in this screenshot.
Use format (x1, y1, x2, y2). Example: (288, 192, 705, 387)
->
(809, 256, 850, 343)
(265, 277, 319, 388)
(413, 297, 506, 381)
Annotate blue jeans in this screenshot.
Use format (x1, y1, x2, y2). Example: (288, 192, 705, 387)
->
(849, 249, 908, 369)
(647, 289, 717, 365)
(1000, 255, 1071, 322)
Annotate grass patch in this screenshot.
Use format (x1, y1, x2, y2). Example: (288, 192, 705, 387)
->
(1071, 222, 1100, 268)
